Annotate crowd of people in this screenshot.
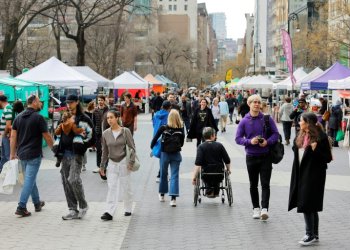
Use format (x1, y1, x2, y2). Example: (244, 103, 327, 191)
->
(0, 87, 339, 246)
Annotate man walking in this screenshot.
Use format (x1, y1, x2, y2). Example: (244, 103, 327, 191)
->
(0, 95, 13, 173)
(121, 93, 138, 136)
(59, 94, 94, 220)
(179, 94, 192, 134)
(10, 95, 53, 217)
(235, 95, 279, 221)
(92, 95, 109, 173)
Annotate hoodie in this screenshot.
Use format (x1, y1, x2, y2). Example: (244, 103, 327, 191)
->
(151, 109, 169, 158)
(235, 112, 279, 156)
(12, 108, 48, 160)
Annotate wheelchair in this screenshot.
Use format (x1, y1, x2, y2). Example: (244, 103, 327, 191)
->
(193, 165, 233, 207)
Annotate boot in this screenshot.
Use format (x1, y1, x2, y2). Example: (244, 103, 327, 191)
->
(285, 139, 290, 145)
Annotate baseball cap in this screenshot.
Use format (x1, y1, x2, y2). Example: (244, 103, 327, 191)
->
(162, 100, 171, 109)
(66, 94, 79, 103)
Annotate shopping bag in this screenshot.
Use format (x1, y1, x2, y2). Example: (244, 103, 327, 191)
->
(336, 130, 345, 142)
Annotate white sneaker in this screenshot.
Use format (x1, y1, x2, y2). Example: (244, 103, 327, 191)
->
(252, 207, 260, 219)
(159, 194, 165, 202)
(92, 168, 100, 173)
(156, 177, 160, 183)
(78, 207, 88, 219)
(170, 200, 176, 207)
(260, 208, 269, 221)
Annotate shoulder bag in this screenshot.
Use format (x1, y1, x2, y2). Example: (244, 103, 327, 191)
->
(122, 128, 140, 172)
(264, 115, 284, 164)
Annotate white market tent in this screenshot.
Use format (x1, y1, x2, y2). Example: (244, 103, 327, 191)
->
(212, 81, 226, 89)
(16, 57, 97, 88)
(275, 68, 307, 90)
(298, 67, 324, 87)
(236, 76, 252, 89)
(328, 76, 350, 89)
(242, 75, 274, 89)
(72, 66, 112, 88)
(112, 71, 148, 89)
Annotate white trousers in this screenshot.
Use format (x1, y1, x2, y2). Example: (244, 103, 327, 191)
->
(105, 158, 132, 215)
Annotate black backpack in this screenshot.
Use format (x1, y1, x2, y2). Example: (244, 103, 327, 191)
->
(161, 127, 183, 153)
(263, 115, 284, 164)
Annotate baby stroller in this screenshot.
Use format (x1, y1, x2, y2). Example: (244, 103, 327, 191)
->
(193, 163, 233, 206)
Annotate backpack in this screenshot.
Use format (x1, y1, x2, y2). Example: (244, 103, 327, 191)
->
(161, 127, 183, 153)
(263, 115, 284, 164)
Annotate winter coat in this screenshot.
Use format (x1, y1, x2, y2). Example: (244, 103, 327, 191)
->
(279, 103, 293, 122)
(219, 101, 229, 116)
(187, 107, 218, 139)
(288, 132, 332, 213)
(151, 109, 170, 158)
(328, 105, 342, 130)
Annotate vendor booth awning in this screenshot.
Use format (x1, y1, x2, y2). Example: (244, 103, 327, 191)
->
(301, 62, 350, 90)
(72, 66, 112, 88)
(275, 68, 307, 90)
(16, 57, 98, 89)
(112, 71, 148, 89)
(241, 75, 274, 89)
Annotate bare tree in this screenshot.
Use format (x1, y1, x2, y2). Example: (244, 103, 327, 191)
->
(43, 0, 137, 66)
(0, 0, 61, 71)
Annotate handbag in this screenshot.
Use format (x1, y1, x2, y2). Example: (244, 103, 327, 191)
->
(264, 115, 284, 164)
(322, 110, 330, 121)
(336, 129, 345, 142)
(122, 128, 140, 172)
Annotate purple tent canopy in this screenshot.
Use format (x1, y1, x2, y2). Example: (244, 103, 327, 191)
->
(301, 62, 350, 90)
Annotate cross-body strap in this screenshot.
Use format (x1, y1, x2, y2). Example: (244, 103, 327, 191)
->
(263, 115, 271, 137)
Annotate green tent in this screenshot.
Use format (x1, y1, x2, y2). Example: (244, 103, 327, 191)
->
(0, 77, 50, 118)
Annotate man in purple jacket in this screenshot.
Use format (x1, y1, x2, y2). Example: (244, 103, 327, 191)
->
(235, 94, 279, 221)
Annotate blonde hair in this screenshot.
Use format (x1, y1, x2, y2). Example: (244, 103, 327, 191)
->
(247, 94, 262, 105)
(261, 101, 268, 111)
(220, 96, 225, 102)
(167, 109, 183, 128)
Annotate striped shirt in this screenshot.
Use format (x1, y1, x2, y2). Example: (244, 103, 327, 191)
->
(0, 103, 13, 132)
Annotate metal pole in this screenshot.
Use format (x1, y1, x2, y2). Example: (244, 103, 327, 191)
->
(253, 46, 256, 75)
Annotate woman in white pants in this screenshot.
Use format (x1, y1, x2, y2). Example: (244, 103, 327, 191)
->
(99, 110, 136, 221)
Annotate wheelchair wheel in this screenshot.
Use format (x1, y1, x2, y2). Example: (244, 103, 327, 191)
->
(194, 186, 199, 206)
(226, 177, 233, 207)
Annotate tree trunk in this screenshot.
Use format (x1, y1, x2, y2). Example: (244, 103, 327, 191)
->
(76, 28, 86, 66)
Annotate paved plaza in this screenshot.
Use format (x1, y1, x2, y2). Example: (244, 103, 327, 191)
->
(1, 113, 350, 249)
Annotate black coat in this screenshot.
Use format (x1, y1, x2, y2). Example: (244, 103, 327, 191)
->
(288, 132, 332, 213)
(187, 107, 218, 139)
(328, 105, 342, 130)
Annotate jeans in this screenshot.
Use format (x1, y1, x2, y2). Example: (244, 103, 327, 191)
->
(159, 152, 182, 196)
(282, 121, 293, 141)
(246, 154, 272, 209)
(18, 157, 42, 209)
(182, 116, 191, 134)
(329, 128, 338, 147)
(229, 108, 234, 122)
(96, 135, 102, 167)
(60, 151, 87, 211)
(0, 136, 10, 172)
(304, 212, 319, 237)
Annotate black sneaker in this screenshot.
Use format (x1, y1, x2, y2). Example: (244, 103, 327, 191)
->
(15, 207, 31, 217)
(34, 201, 45, 212)
(124, 212, 132, 216)
(298, 235, 317, 246)
(101, 212, 113, 221)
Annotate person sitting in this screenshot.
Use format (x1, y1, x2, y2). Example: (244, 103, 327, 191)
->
(192, 127, 231, 197)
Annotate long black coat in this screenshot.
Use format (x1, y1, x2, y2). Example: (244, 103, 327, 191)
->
(187, 107, 218, 139)
(288, 132, 332, 213)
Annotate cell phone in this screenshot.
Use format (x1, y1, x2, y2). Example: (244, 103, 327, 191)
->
(258, 138, 264, 143)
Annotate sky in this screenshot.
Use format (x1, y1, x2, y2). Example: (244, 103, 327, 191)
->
(198, 0, 255, 40)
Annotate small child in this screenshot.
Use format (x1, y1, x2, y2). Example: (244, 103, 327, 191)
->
(53, 112, 85, 167)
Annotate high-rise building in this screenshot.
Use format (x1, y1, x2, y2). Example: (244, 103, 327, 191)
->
(209, 13, 227, 40)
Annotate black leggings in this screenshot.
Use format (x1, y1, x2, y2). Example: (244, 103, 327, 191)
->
(303, 212, 319, 237)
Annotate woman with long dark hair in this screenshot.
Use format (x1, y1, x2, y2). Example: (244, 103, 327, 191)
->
(288, 112, 332, 246)
(188, 99, 218, 147)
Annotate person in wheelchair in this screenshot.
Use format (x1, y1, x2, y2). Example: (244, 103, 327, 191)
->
(192, 127, 231, 197)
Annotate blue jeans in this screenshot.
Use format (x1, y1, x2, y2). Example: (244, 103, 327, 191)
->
(0, 136, 10, 172)
(18, 157, 42, 209)
(159, 152, 182, 196)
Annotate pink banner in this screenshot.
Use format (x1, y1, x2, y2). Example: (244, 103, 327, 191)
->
(281, 29, 296, 84)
